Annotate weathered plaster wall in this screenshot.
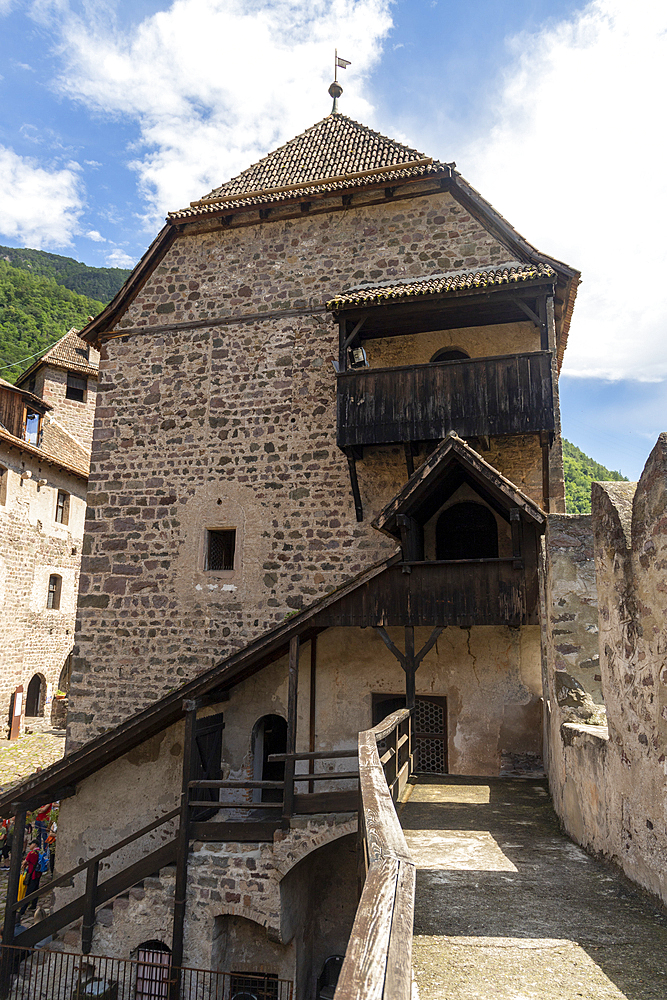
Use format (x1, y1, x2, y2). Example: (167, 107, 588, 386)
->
(70, 187, 559, 746)
(0, 446, 87, 730)
(544, 438, 667, 905)
(217, 625, 542, 780)
(365, 320, 540, 367)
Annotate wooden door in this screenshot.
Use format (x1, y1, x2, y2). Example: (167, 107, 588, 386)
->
(191, 712, 225, 820)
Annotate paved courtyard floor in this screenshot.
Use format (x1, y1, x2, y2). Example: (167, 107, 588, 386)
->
(402, 776, 667, 1000)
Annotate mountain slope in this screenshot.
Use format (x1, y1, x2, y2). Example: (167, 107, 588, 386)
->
(0, 245, 131, 302)
(563, 439, 628, 514)
(0, 261, 104, 382)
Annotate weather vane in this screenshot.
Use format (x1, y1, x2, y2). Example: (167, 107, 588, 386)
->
(329, 49, 351, 113)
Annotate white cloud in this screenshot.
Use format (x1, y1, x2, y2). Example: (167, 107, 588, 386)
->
(86, 229, 105, 242)
(0, 145, 84, 247)
(40, 0, 392, 226)
(105, 248, 135, 268)
(458, 0, 667, 381)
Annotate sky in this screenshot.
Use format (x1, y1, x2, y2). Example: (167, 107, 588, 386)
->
(1, 0, 665, 479)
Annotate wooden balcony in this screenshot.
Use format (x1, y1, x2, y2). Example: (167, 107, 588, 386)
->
(337, 351, 554, 450)
(313, 559, 537, 628)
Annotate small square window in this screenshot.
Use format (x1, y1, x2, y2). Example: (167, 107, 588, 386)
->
(47, 575, 62, 610)
(55, 490, 69, 524)
(66, 375, 87, 402)
(206, 529, 236, 571)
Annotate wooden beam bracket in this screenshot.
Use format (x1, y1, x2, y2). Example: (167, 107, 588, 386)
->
(346, 450, 364, 522)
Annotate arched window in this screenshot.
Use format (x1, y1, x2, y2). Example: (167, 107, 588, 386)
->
(252, 715, 287, 803)
(436, 502, 499, 560)
(25, 674, 44, 717)
(135, 940, 171, 999)
(430, 348, 470, 362)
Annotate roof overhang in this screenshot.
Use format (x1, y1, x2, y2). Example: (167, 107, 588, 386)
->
(373, 432, 546, 540)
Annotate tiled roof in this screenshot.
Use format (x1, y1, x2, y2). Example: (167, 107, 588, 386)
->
(0, 423, 88, 480)
(326, 263, 557, 310)
(168, 113, 451, 219)
(38, 329, 100, 376)
(41, 418, 90, 475)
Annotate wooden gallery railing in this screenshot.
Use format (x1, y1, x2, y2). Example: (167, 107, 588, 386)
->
(334, 709, 416, 1000)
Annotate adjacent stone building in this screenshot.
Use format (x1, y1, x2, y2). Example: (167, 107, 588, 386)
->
(0, 104, 587, 994)
(0, 331, 98, 732)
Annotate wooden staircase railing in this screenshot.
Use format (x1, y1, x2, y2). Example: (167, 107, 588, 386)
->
(2, 807, 179, 952)
(334, 708, 416, 1000)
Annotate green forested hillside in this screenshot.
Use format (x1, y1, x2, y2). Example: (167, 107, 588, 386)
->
(0, 260, 105, 382)
(563, 439, 627, 514)
(0, 245, 130, 303)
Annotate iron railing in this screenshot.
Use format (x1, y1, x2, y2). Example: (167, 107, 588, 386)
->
(0, 945, 293, 1000)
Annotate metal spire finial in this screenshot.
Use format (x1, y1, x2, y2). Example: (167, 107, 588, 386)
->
(329, 49, 350, 114)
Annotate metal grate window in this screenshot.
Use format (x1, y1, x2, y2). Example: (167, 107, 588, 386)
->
(206, 529, 236, 571)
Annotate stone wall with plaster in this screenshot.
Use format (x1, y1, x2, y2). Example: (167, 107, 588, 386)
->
(0, 445, 87, 731)
(544, 438, 667, 905)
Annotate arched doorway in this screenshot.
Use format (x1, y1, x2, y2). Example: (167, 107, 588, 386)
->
(25, 674, 43, 717)
(252, 715, 287, 803)
(134, 940, 171, 999)
(436, 502, 499, 560)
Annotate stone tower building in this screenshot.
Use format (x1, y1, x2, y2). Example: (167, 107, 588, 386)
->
(0, 330, 98, 732)
(0, 106, 582, 995)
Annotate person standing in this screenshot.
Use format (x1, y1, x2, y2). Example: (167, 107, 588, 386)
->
(19, 841, 41, 915)
(34, 804, 51, 850)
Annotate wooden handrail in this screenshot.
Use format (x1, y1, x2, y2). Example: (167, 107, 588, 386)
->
(11, 806, 180, 912)
(334, 709, 415, 1000)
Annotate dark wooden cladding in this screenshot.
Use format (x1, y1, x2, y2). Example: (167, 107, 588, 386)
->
(313, 560, 536, 628)
(337, 351, 554, 449)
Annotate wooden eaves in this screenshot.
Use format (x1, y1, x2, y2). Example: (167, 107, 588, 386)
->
(0, 552, 401, 817)
(372, 431, 546, 541)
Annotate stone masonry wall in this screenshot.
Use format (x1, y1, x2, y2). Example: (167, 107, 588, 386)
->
(0, 447, 87, 731)
(545, 437, 667, 905)
(70, 186, 559, 746)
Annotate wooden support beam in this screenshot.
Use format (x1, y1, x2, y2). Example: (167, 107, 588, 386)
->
(374, 626, 406, 669)
(1, 806, 25, 947)
(81, 860, 99, 954)
(414, 626, 444, 667)
(403, 443, 415, 478)
(510, 508, 523, 569)
(540, 431, 551, 514)
(346, 451, 364, 522)
(282, 636, 300, 826)
(170, 700, 197, 997)
(405, 627, 416, 710)
(309, 636, 317, 794)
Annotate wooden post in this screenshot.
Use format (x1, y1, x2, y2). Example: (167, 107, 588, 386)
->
(0, 806, 26, 1000)
(282, 636, 300, 826)
(170, 700, 197, 997)
(308, 636, 317, 794)
(81, 860, 99, 954)
(405, 627, 416, 711)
